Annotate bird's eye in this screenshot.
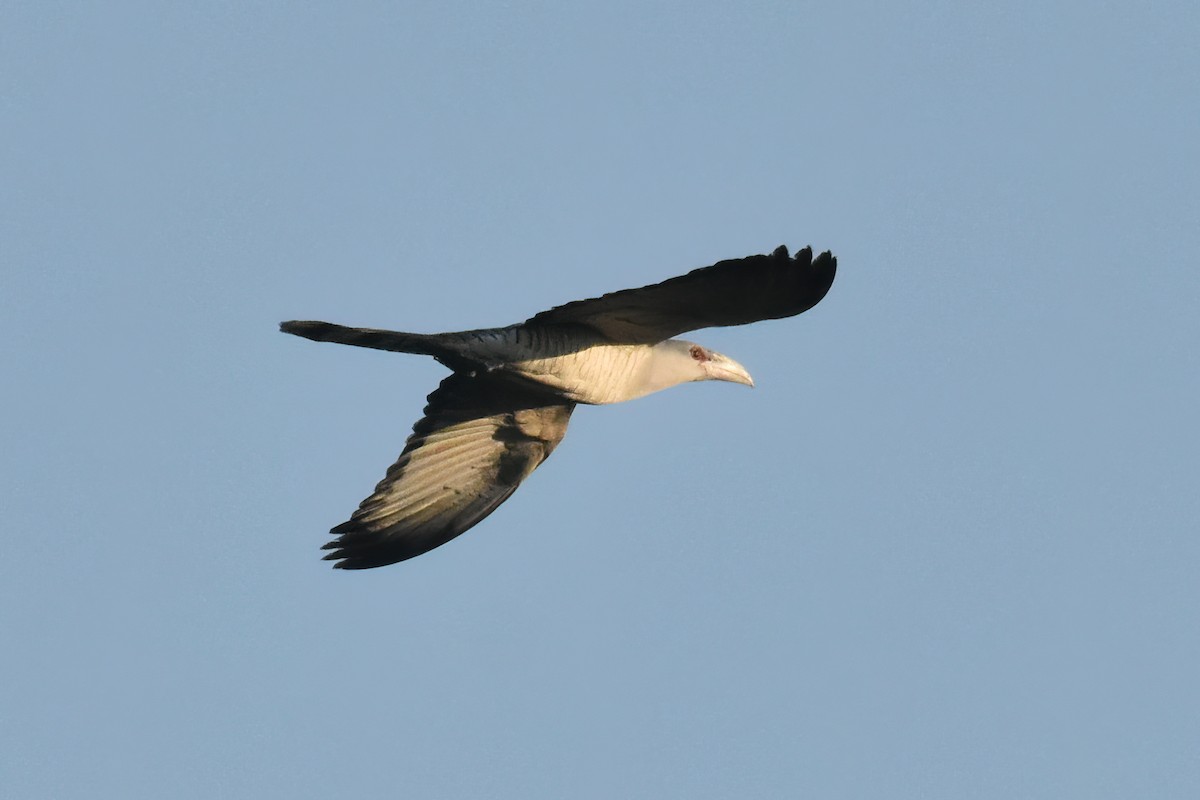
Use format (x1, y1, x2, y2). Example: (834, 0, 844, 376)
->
(689, 345, 709, 362)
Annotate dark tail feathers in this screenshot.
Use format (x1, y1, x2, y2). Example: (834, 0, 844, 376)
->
(279, 320, 441, 356)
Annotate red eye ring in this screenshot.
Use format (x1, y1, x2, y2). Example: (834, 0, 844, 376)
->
(689, 345, 710, 362)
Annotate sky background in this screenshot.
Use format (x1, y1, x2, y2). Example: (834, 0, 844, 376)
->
(3, 2, 1199, 797)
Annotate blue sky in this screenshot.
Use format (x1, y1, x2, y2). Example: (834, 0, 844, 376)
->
(3, 2, 1198, 797)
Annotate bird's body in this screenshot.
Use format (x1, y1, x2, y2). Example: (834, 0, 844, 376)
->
(283, 244, 836, 569)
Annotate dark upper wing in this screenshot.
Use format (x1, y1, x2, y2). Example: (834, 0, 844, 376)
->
(524, 245, 837, 344)
(322, 373, 574, 569)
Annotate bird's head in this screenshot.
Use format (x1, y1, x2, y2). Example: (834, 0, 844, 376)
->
(679, 341, 755, 388)
(633, 339, 754, 400)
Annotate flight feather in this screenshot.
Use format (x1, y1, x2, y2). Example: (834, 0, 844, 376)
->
(321, 373, 574, 569)
(524, 245, 837, 343)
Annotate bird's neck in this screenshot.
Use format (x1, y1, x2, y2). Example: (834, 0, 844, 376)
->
(625, 340, 704, 400)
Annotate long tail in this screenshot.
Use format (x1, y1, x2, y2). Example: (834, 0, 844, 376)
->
(279, 320, 443, 356)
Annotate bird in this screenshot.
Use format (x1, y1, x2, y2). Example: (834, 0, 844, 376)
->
(282, 244, 836, 569)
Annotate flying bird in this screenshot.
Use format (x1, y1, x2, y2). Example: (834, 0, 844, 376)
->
(283, 244, 836, 569)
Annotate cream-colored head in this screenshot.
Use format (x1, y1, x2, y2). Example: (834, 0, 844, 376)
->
(629, 339, 754, 401)
(679, 340, 754, 387)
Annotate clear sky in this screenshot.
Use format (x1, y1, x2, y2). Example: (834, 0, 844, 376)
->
(3, 2, 1198, 797)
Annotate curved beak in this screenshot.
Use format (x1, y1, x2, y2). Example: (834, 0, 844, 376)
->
(706, 352, 755, 388)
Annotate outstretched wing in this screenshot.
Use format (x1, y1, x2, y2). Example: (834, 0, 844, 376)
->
(322, 373, 574, 569)
(525, 245, 837, 344)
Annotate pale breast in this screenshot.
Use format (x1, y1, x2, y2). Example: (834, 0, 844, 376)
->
(510, 342, 653, 405)
(440, 325, 657, 405)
